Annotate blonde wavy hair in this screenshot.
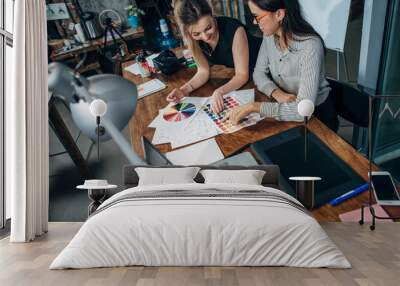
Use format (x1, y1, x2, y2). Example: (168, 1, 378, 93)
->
(173, 0, 214, 67)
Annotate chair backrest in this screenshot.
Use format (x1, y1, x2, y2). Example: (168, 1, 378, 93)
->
(327, 78, 369, 128)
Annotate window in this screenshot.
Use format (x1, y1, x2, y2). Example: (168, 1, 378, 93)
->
(374, 0, 400, 180)
(1, 0, 14, 230)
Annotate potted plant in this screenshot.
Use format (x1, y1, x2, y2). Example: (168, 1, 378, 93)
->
(125, 4, 145, 29)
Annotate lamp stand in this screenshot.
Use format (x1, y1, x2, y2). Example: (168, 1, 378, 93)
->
(304, 116, 308, 162)
(95, 116, 106, 162)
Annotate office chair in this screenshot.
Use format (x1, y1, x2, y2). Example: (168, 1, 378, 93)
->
(327, 78, 369, 128)
(327, 78, 369, 150)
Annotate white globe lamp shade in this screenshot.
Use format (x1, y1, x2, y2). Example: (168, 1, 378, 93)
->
(298, 99, 315, 117)
(90, 99, 107, 117)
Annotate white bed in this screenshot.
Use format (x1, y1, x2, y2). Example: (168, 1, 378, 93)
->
(50, 183, 351, 269)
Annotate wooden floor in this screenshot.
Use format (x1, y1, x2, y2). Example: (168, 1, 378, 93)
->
(1, 223, 399, 286)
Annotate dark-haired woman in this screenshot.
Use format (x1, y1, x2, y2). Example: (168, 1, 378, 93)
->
(224, 0, 340, 131)
(166, 0, 262, 114)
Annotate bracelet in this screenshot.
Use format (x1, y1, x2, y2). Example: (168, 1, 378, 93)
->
(187, 82, 194, 93)
(180, 83, 193, 96)
(214, 89, 224, 96)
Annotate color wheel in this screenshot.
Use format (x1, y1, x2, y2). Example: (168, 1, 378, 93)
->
(163, 103, 196, 122)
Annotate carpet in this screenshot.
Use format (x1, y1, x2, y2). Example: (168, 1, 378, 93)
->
(339, 204, 392, 222)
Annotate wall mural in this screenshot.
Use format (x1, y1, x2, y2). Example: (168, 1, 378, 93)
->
(45, 0, 399, 225)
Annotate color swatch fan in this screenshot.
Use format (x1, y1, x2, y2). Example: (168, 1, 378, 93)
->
(203, 96, 261, 133)
(163, 103, 196, 122)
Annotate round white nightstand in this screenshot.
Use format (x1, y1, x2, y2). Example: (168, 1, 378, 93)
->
(77, 180, 117, 216)
(289, 177, 322, 210)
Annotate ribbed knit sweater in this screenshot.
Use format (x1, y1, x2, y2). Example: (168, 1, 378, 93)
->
(253, 35, 331, 121)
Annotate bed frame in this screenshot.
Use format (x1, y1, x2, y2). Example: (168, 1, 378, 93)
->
(104, 165, 281, 200)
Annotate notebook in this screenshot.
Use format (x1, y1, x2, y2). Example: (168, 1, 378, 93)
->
(137, 79, 167, 99)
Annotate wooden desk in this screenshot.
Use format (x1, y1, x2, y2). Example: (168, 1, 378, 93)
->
(123, 61, 400, 222)
(50, 27, 145, 62)
(123, 62, 299, 156)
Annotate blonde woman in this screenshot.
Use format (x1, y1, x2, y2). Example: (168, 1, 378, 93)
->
(167, 0, 262, 114)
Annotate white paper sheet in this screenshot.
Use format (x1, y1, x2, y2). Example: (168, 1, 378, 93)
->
(148, 108, 168, 129)
(231, 89, 255, 105)
(148, 112, 162, 129)
(151, 127, 172, 145)
(166, 138, 224, 165)
(150, 97, 219, 148)
(124, 63, 141, 75)
(171, 112, 221, 149)
(149, 92, 262, 148)
(181, 97, 211, 129)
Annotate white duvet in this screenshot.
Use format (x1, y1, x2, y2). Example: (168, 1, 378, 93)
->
(50, 183, 351, 269)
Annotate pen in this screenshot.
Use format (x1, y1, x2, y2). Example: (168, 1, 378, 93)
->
(329, 183, 369, 206)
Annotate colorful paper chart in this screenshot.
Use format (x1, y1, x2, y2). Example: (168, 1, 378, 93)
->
(203, 96, 258, 134)
(163, 103, 196, 122)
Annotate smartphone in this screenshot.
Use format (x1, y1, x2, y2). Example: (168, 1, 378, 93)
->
(370, 171, 400, 206)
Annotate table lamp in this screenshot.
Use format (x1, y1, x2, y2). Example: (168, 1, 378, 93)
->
(90, 99, 107, 161)
(298, 99, 315, 162)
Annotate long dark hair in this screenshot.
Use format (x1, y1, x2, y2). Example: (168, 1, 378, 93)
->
(174, 0, 214, 66)
(250, 0, 325, 49)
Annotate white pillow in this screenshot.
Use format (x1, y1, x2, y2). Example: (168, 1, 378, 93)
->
(135, 167, 200, 186)
(200, 169, 266, 185)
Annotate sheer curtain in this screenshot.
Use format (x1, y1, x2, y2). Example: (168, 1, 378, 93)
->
(7, 0, 49, 242)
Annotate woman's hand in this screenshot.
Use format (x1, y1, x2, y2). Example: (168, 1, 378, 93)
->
(166, 88, 186, 103)
(211, 90, 225, 114)
(271, 89, 296, 103)
(223, 103, 261, 125)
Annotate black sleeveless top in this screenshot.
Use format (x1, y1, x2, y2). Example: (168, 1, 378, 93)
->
(199, 16, 262, 71)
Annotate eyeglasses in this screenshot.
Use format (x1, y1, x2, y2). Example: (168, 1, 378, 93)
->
(253, 12, 269, 25)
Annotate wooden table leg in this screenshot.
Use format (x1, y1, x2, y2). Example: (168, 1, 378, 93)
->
(49, 97, 91, 179)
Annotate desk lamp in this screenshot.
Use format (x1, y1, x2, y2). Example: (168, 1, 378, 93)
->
(48, 62, 146, 165)
(90, 99, 107, 162)
(298, 99, 315, 162)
